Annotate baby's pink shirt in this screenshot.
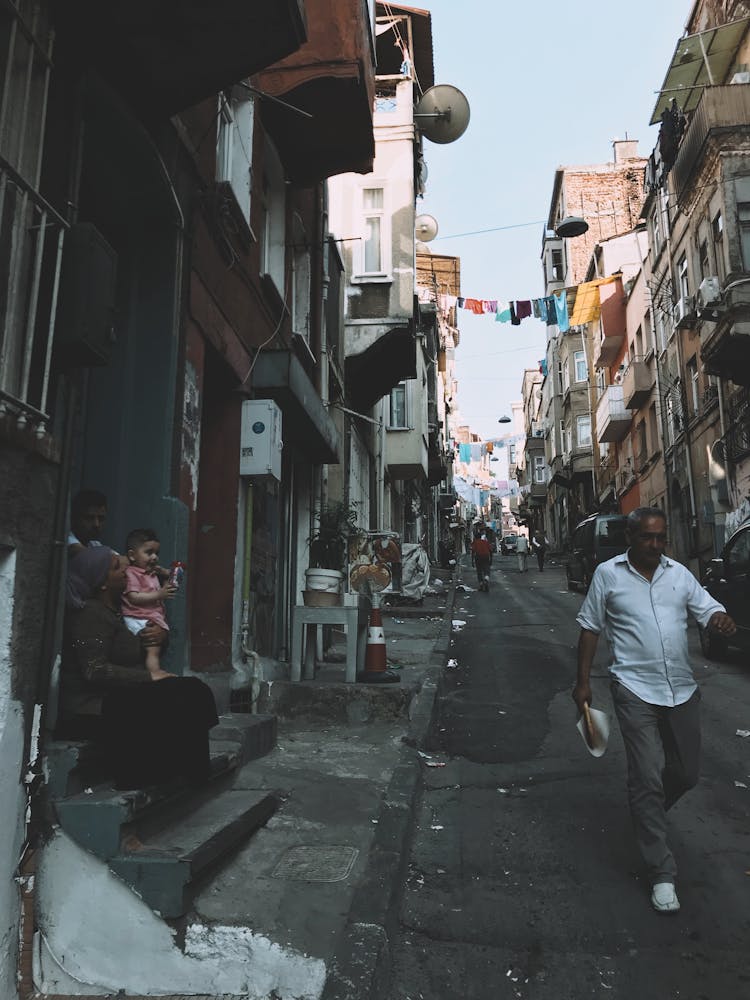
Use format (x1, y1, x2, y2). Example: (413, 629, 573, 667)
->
(121, 565, 169, 630)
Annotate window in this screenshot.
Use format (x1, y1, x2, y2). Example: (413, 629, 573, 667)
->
(258, 138, 286, 295)
(726, 526, 750, 574)
(739, 202, 750, 271)
(648, 403, 658, 456)
(699, 238, 709, 280)
(560, 419, 568, 454)
(291, 214, 310, 343)
(677, 254, 689, 298)
(655, 307, 667, 354)
(712, 210, 726, 282)
(684, 356, 698, 414)
(650, 205, 662, 257)
(574, 350, 587, 382)
(557, 360, 563, 394)
(216, 89, 255, 225)
(635, 421, 647, 467)
(576, 414, 592, 448)
(550, 247, 564, 281)
(533, 455, 546, 484)
(562, 358, 570, 393)
(357, 186, 389, 277)
(508, 443, 516, 465)
(388, 382, 408, 428)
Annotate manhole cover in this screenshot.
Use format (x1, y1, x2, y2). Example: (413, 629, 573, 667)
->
(272, 845, 359, 882)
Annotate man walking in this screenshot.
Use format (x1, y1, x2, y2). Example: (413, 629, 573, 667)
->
(470, 532, 493, 589)
(532, 530, 548, 571)
(515, 531, 529, 573)
(572, 507, 736, 913)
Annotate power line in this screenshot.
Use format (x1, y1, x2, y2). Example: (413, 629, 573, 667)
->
(434, 220, 546, 241)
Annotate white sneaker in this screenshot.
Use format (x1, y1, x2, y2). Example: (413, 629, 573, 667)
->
(651, 882, 680, 913)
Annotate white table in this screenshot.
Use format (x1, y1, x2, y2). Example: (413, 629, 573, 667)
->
(291, 601, 370, 683)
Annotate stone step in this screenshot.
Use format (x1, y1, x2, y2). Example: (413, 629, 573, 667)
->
(109, 788, 278, 918)
(51, 713, 277, 862)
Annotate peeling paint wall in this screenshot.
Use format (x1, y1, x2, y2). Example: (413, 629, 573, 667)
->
(36, 832, 326, 998)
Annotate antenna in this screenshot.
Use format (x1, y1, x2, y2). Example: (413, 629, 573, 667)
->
(415, 214, 439, 242)
(414, 85, 470, 144)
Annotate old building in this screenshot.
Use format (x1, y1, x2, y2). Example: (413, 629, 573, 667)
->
(644, 0, 750, 566)
(0, 0, 381, 994)
(540, 142, 648, 549)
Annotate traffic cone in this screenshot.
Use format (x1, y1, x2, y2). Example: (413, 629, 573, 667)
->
(358, 604, 400, 684)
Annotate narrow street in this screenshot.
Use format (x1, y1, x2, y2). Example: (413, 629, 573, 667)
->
(387, 555, 750, 1000)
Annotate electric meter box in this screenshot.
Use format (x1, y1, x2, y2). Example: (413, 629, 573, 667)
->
(240, 400, 282, 479)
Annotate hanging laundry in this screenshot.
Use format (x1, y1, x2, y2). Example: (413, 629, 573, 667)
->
(545, 296, 557, 326)
(470, 442, 483, 460)
(532, 299, 543, 319)
(457, 297, 465, 308)
(458, 443, 471, 463)
(539, 359, 548, 376)
(495, 302, 512, 323)
(485, 441, 494, 453)
(464, 298, 484, 315)
(482, 300, 498, 314)
(510, 303, 520, 326)
(515, 300, 532, 321)
(554, 290, 569, 332)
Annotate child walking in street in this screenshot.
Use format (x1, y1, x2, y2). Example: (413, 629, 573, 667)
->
(121, 528, 177, 676)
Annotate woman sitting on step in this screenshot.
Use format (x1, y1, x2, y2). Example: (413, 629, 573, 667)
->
(60, 546, 218, 790)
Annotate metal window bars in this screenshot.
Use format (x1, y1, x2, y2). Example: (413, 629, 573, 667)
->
(0, 153, 66, 436)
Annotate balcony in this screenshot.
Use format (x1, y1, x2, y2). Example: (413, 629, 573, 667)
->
(62, 1, 308, 118)
(593, 329, 624, 369)
(254, 0, 376, 184)
(386, 427, 428, 480)
(700, 280, 750, 385)
(596, 385, 631, 442)
(622, 359, 655, 409)
(672, 84, 750, 206)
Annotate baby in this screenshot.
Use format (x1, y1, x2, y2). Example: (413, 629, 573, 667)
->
(121, 528, 177, 677)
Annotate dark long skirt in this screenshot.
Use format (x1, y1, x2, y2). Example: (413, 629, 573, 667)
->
(101, 677, 219, 790)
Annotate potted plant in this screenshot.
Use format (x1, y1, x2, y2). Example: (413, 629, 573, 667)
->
(304, 501, 361, 605)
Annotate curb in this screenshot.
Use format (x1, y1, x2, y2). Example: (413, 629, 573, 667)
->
(321, 565, 460, 1000)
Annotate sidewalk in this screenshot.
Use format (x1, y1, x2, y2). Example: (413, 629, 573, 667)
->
(186, 565, 460, 1000)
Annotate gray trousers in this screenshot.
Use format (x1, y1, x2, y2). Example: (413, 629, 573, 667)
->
(611, 680, 701, 885)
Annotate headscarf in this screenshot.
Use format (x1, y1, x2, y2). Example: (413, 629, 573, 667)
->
(66, 546, 115, 610)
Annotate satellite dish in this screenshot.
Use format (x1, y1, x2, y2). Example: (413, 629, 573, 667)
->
(416, 241, 432, 254)
(414, 84, 470, 144)
(415, 214, 439, 242)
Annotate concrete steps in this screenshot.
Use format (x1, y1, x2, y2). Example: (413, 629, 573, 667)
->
(49, 713, 278, 918)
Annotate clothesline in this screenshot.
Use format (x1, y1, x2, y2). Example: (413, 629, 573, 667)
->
(422, 274, 620, 334)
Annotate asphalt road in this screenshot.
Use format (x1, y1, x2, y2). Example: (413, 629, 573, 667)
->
(385, 554, 750, 1000)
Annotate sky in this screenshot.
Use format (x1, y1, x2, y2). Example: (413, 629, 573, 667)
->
(417, 0, 692, 442)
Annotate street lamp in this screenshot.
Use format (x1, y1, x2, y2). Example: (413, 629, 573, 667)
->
(555, 216, 589, 239)
(498, 416, 511, 423)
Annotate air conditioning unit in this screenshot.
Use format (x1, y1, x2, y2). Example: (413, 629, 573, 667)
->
(697, 275, 721, 312)
(731, 70, 750, 84)
(533, 429, 544, 437)
(673, 295, 696, 328)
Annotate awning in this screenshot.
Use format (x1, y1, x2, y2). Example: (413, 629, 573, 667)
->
(252, 350, 340, 464)
(650, 17, 750, 124)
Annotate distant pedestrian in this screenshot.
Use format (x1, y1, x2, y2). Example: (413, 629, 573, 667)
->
(532, 530, 548, 571)
(573, 507, 736, 914)
(470, 532, 493, 588)
(515, 532, 529, 572)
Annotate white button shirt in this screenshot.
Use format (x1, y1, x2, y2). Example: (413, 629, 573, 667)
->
(576, 552, 726, 707)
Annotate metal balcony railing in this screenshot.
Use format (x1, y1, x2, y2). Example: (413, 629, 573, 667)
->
(0, 154, 67, 435)
(672, 84, 750, 205)
(723, 386, 750, 464)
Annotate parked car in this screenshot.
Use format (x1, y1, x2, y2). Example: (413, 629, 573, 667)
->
(566, 513, 628, 591)
(500, 533, 518, 555)
(698, 518, 750, 660)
